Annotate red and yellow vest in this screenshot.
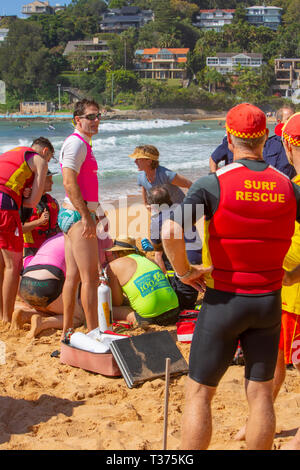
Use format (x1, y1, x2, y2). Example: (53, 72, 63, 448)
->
(281, 174, 300, 315)
(202, 162, 297, 294)
(23, 194, 59, 250)
(0, 146, 35, 208)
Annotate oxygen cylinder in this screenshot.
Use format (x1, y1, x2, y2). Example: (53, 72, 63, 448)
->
(97, 272, 113, 331)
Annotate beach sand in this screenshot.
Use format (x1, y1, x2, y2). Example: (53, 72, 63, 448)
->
(0, 199, 299, 451)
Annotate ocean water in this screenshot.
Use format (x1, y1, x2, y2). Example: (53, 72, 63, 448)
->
(0, 118, 276, 203)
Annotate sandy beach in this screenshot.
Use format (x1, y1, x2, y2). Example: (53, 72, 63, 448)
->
(0, 198, 299, 451)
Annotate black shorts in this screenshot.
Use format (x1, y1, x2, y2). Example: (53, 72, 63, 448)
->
(19, 265, 65, 308)
(189, 287, 282, 387)
(135, 306, 180, 328)
(168, 273, 198, 311)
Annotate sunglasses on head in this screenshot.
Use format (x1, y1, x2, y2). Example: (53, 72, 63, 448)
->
(78, 112, 102, 121)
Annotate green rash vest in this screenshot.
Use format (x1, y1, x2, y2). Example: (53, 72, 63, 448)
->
(121, 254, 179, 318)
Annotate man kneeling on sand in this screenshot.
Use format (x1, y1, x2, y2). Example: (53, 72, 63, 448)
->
(10, 232, 84, 338)
(105, 236, 180, 327)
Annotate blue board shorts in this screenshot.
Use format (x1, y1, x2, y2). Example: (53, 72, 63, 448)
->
(58, 208, 97, 234)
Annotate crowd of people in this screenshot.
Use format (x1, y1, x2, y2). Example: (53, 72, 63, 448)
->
(0, 98, 300, 451)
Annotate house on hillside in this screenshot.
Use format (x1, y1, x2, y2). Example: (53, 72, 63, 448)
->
(273, 58, 300, 97)
(0, 29, 9, 42)
(63, 38, 109, 57)
(206, 53, 263, 74)
(100, 6, 153, 34)
(21, 1, 65, 15)
(63, 37, 109, 70)
(134, 48, 190, 81)
(245, 6, 282, 30)
(193, 9, 235, 32)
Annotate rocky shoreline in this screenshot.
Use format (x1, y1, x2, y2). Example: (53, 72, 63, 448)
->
(0, 108, 227, 122)
(0, 107, 277, 123)
(105, 107, 227, 122)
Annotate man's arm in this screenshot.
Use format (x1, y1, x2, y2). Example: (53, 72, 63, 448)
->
(62, 167, 96, 238)
(171, 174, 192, 189)
(22, 155, 48, 208)
(141, 186, 150, 211)
(209, 137, 230, 173)
(209, 157, 218, 173)
(152, 245, 167, 273)
(161, 219, 213, 291)
(22, 210, 49, 233)
(283, 265, 300, 286)
(161, 176, 218, 290)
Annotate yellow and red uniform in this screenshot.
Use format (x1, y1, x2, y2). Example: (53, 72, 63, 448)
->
(280, 174, 300, 364)
(0, 146, 35, 208)
(0, 146, 36, 252)
(23, 193, 59, 252)
(202, 162, 297, 294)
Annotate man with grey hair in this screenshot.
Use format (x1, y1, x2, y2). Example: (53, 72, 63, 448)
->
(210, 105, 296, 178)
(263, 105, 296, 179)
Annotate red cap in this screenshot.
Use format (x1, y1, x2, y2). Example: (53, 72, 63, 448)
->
(274, 122, 284, 137)
(226, 103, 267, 139)
(282, 113, 300, 147)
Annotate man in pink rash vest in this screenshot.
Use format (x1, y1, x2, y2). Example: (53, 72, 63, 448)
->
(58, 99, 102, 339)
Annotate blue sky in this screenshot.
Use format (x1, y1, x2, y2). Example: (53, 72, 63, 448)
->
(0, 1, 73, 17)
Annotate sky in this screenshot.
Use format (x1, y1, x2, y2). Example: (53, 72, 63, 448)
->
(0, 0, 74, 17)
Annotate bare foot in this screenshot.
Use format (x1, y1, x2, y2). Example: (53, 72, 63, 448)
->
(27, 314, 43, 338)
(234, 424, 246, 441)
(10, 308, 33, 331)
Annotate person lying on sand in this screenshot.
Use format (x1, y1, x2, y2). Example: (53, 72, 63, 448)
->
(10, 230, 113, 338)
(10, 233, 83, 338)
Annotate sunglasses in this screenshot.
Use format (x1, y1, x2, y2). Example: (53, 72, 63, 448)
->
(78, 113, 102, 121)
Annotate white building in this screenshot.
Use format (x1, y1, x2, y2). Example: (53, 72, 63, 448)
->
(193, 9, 235, 32)
(245, 6, 283, 30)
(0, 29, 9, 42)
(22, 1, 65, 15)
(206, 53, 263, 74)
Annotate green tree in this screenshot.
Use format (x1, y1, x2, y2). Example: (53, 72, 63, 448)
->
(170, 0, 199, 19)
(158, 31, 181, 48)
(0, 20, 61, 100)
(283, 0, 300, 26)
(198, 66, 225, 93)
(70, 0, 107, 16)
(232, 5, 247, 24)
(108, 29, 137, 69)
(137, 21, 160, 48)
(151, 0, 178, 34)
(230, 66, 272, 104)
(107, 69, 140, 97)
(108, 0, 128, 7)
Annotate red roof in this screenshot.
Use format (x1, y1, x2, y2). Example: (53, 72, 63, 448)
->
(199, 9, 235, 13)
(142, 48, 189, 55)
